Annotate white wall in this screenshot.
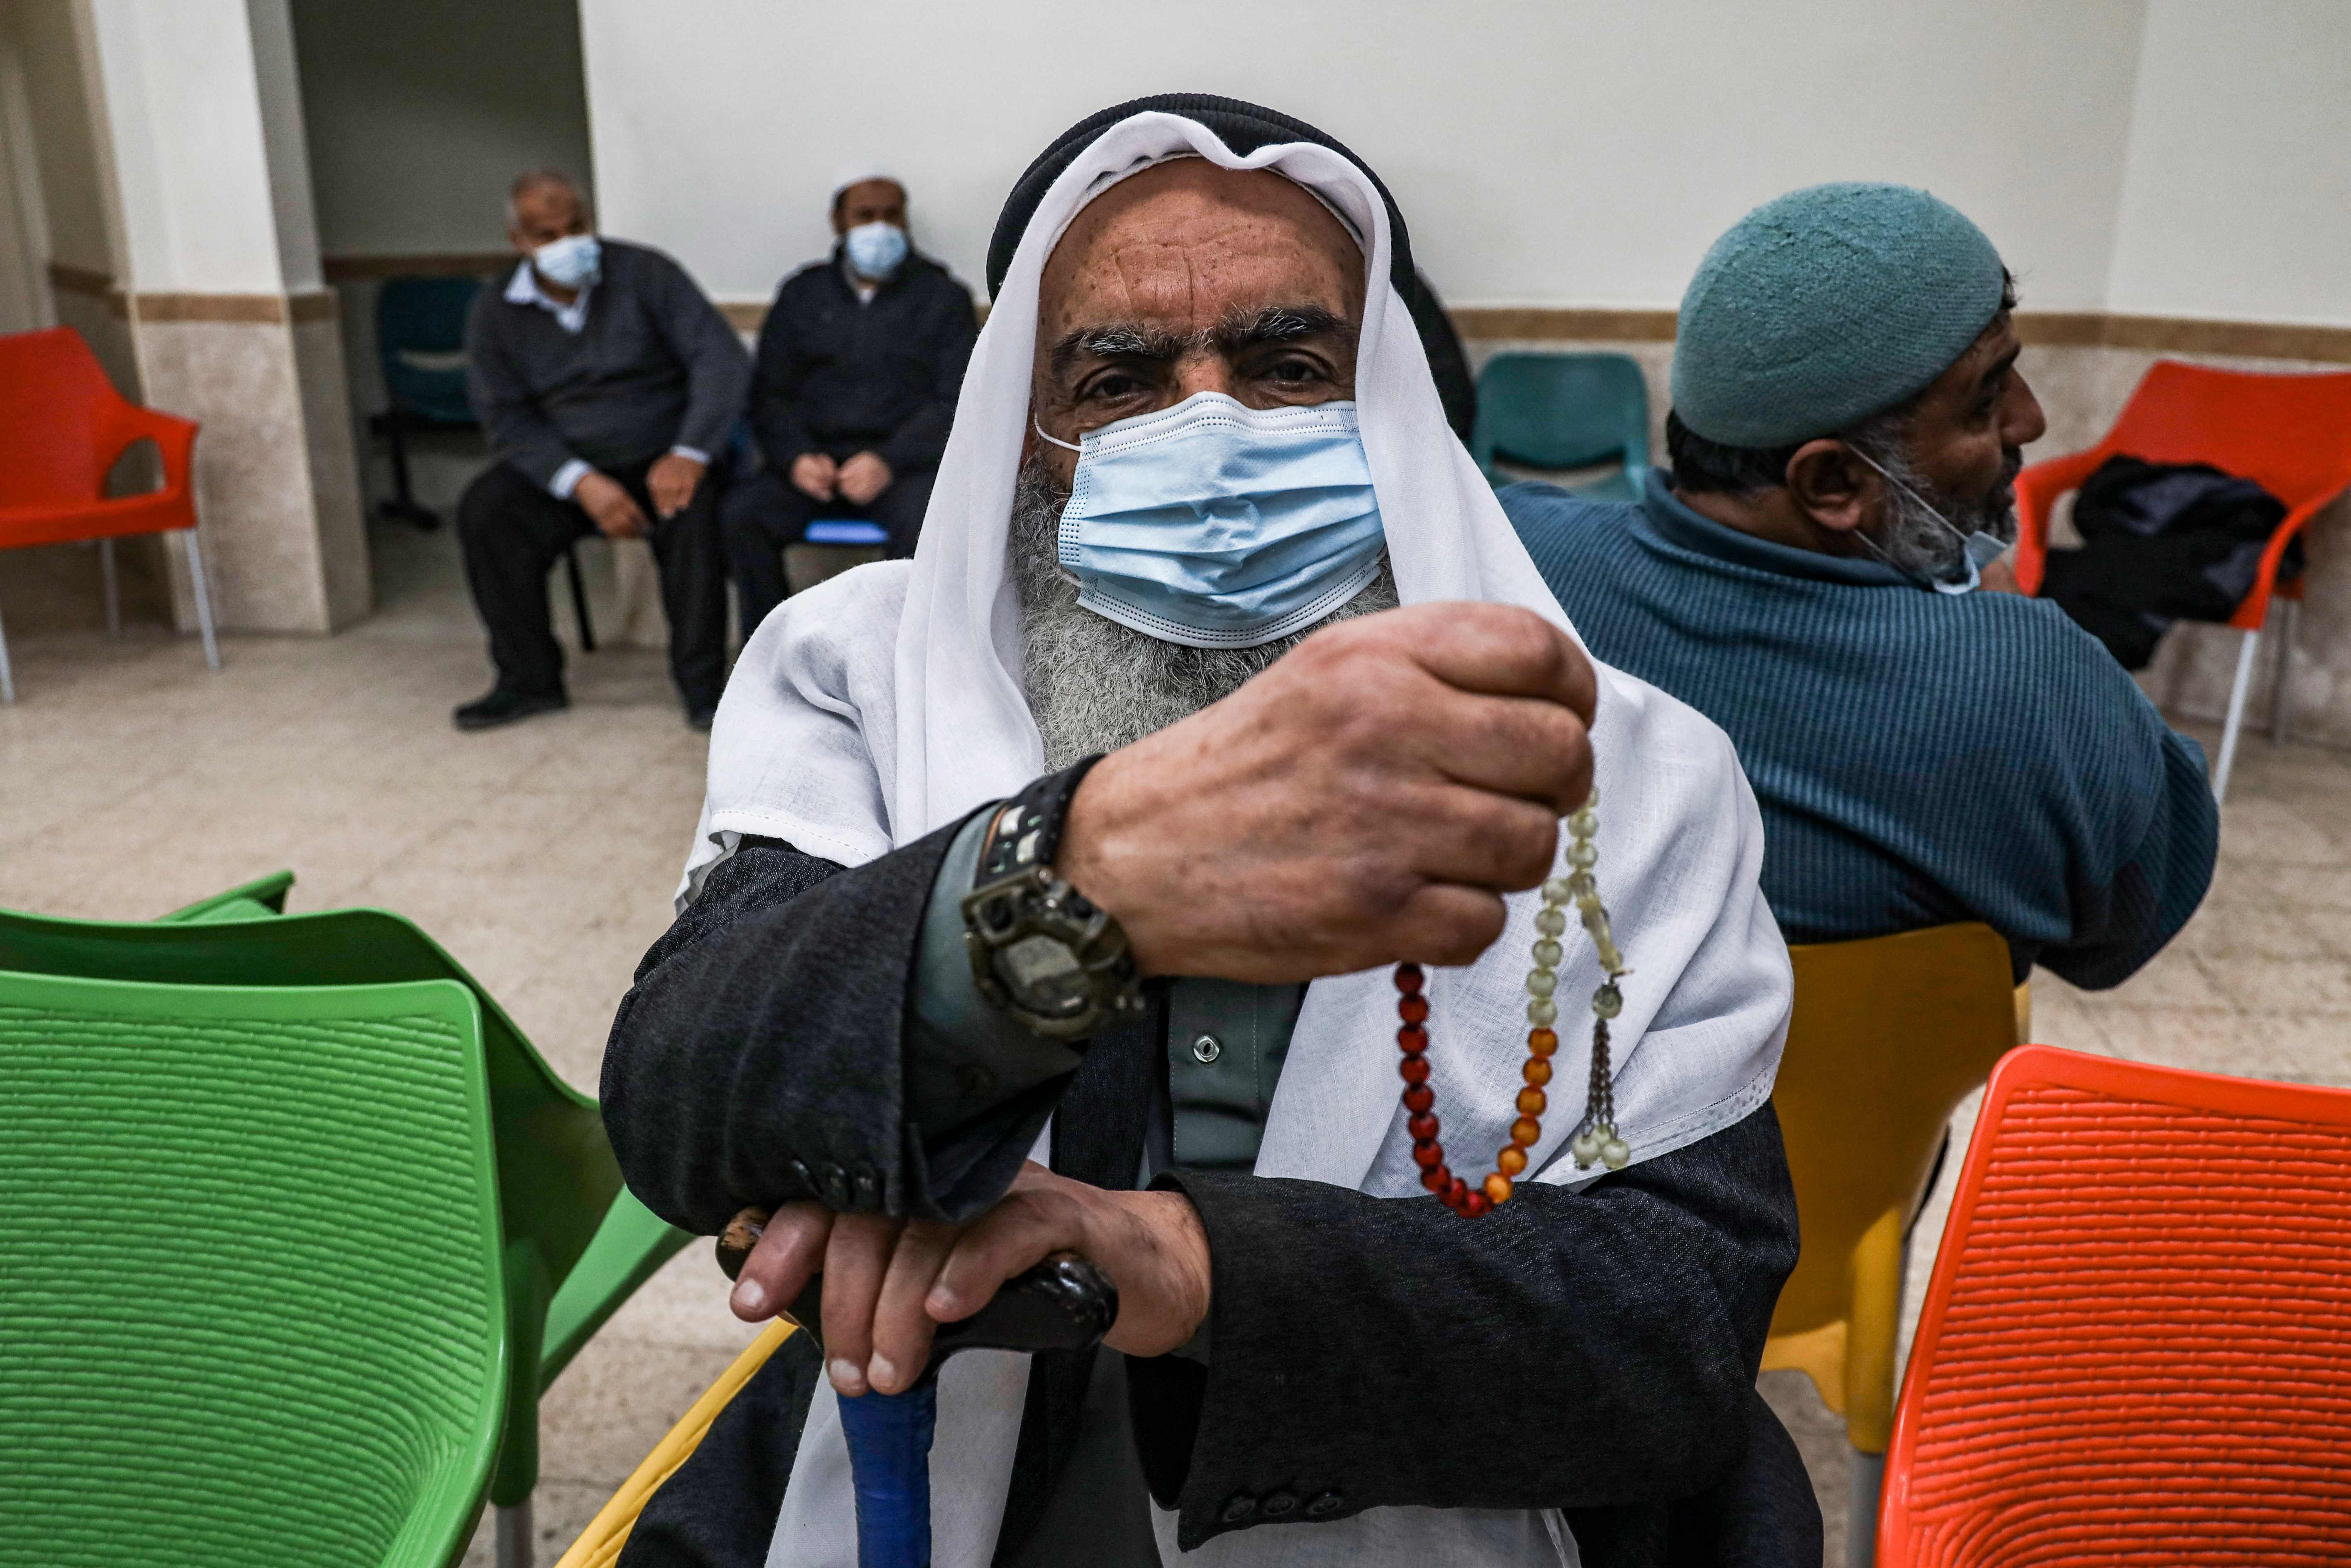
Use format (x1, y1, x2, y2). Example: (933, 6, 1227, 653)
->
(85, 0, 299, 291)
(288, 0, 593, 257)
(2105, 0, 2351, 326)
(579, 0, 2149, 312)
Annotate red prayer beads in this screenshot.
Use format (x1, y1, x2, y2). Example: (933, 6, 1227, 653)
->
(1393, 961, 1553, 1217)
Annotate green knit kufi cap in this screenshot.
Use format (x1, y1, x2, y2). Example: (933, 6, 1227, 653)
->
(1670, 182, 2006, 448)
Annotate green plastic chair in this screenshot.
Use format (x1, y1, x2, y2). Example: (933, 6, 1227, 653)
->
(0, 971, 509, 1567)
(1472, 350, 1651, 501)
(0, 892, 692, 1566)
(160, 868, 297, 924)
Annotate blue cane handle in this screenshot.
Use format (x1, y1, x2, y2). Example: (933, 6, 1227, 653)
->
(715, 1222, 1119, 1568)
(839, 1379, 939, 1568)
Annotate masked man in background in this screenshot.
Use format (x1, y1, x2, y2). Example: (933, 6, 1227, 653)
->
(605, 98, 1817, 1568)
(722, 169, 981, 632)
(458, 170, 747, 732)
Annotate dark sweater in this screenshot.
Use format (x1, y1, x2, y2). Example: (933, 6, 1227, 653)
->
(1504, 471, 2218, 986)
(604, 832, 1817, 1565)
(466, 240, 750, 489)
(747, 249, 978, 476)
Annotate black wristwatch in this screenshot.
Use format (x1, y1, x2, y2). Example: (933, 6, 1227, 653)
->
(960, 756, 1144, 1040)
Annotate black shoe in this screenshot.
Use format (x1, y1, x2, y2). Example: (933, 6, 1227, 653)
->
(454, 687, 568, 731)
(685, 704, 717, 733)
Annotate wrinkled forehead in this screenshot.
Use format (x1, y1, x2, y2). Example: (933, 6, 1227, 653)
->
(1038, 157, 1368, 331)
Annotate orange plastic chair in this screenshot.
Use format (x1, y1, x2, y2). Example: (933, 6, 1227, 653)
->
(1878, 1044, 2351, 1567)
(0, 325, 219, 700)
(2012, 361, 2351, 802)
(1763, 924, 2023, 1567)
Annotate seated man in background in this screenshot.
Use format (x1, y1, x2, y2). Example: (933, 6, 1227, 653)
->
(721, 169, 978, 634)
(458, 170, 748, 732)
(1505, 183, 2218, 988)
(606, 97, 1815, 1568)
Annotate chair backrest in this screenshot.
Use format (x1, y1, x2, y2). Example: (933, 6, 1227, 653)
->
(1471, 351, 1650, 476)
(0, 326, 137, 507)
(1880, 1044, 2351, 1567)
(377, 276, 485, 425)
(0, 904, 619, 1292)
(1771, 923, 2018, 1343)
(2095, 361, 2351, 513)
(0, 971, 507, 1568)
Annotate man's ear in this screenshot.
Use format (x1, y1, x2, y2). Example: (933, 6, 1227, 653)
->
(1784, 440, 1878, 535)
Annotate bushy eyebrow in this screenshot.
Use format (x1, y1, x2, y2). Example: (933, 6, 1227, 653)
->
(1048, 303, 1351, 376)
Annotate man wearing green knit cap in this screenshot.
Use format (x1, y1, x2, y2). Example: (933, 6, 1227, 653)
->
(1505, 182, 2217, 1002)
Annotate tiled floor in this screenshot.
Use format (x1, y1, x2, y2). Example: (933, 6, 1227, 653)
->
(2, 508, 2346, 1564)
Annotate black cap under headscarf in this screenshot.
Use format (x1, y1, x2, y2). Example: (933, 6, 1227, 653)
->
(986, 93, 1478, 441)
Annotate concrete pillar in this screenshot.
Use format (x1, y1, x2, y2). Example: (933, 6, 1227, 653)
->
(83, 0, 368, 632)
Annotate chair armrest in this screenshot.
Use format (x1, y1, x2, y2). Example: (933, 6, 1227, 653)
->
(108, 405, 200, 505)
(2011, 448, 2105, 597)
(2229, 486, 2349, 630)
(538, 1188, 695, 1391)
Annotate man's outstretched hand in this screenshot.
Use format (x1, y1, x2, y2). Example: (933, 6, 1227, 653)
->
(727, 1162, 1210, 1398)
(1057, 600, 1597, 983)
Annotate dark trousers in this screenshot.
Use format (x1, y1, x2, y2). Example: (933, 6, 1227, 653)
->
(719, 465, 936, 636)
(458, 456, 728, 709)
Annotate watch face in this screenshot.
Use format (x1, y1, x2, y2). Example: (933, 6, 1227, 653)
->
(996, 933, 1090, 1017)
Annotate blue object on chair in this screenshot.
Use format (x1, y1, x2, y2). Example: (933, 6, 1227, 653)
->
(1471, 351, 1651, 502)
(377, 276, 482, 427)
(370, 275, 485, 532)
(806, 519, 890, 546)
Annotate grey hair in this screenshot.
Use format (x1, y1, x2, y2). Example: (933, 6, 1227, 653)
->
(1008, 452, 1398, 771)
(507, 169, 588, 227)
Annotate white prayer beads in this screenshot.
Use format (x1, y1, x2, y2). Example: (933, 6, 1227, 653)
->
(1536, 788, 1632, 1172)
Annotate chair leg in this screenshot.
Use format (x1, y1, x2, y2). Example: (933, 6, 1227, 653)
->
(182, 531, 222, 672)
(98, 538, 120, 637)
(2271, 597, 2300, 746)
(0, 602, 15, 704)
(495, 1496, 533, 1568)
(375, 410, 441, 529)
(2211, 627, 2260, 805)
(564, 544, 597, 653)
(1847, 1446, 1886, 1568)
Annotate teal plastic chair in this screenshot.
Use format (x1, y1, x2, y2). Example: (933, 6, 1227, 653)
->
(160, 868, 296, 923)
(1471, 351, 1651, 501)
(0, 889, 692, 1566)
(0, 971, 509, 1567)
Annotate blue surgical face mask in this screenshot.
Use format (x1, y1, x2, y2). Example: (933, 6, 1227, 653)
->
(532, 232, 601, 289)
(844, 221, 908, 280)
(1034, 392, 1387, 649)
(1848, 447, 2008, 595)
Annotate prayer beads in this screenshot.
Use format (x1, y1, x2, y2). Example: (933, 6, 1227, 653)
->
(1395, 788, 1633, 1219)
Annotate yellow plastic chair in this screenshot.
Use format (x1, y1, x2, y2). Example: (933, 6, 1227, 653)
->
(1760, 923, 2023, 1568)
(554, 1320, 800, 1568)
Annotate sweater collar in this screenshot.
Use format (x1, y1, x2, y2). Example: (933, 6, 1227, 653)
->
(1637, 467, 1911, 587)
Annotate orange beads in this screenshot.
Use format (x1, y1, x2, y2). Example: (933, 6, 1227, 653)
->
(1397, 963, 1556, 1219)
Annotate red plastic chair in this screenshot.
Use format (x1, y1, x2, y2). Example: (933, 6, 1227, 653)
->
(2013, 361, 2351, 803)
(0, 325, 219, 700)
(1878, 1044, 2351, 1567)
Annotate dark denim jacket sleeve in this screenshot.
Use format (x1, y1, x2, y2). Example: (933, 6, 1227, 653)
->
(1136, 1102, 1811, 1558)
(602, 824, 1083, 1233)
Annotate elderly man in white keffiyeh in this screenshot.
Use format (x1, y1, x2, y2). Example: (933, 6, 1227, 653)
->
(603, 96, 1814, 1568)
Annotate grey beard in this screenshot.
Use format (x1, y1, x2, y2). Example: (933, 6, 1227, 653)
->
(1851, 425, 2023, 584)
(1009, 456, 1400, 771)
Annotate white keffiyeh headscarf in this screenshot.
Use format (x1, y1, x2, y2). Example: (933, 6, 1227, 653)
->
(689, 107, 1790, 1568)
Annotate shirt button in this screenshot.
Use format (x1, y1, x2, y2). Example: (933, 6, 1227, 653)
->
(1219, 1493, 1257, 1524)
(1192, 1033, 1223, 1064)
(1306, 1490, 1343, 1517)
(1261, 1490, 1298, 1518)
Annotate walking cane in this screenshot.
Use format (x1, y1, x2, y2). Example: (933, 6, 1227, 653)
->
(719, 1210, 1119, 1568)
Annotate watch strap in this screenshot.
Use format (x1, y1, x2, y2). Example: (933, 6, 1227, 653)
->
(975, 754, 1105, 886)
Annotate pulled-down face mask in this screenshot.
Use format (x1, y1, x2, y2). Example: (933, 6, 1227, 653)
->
(1034, 390, 1387, 648)
(1849, 445, 2010, 595)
